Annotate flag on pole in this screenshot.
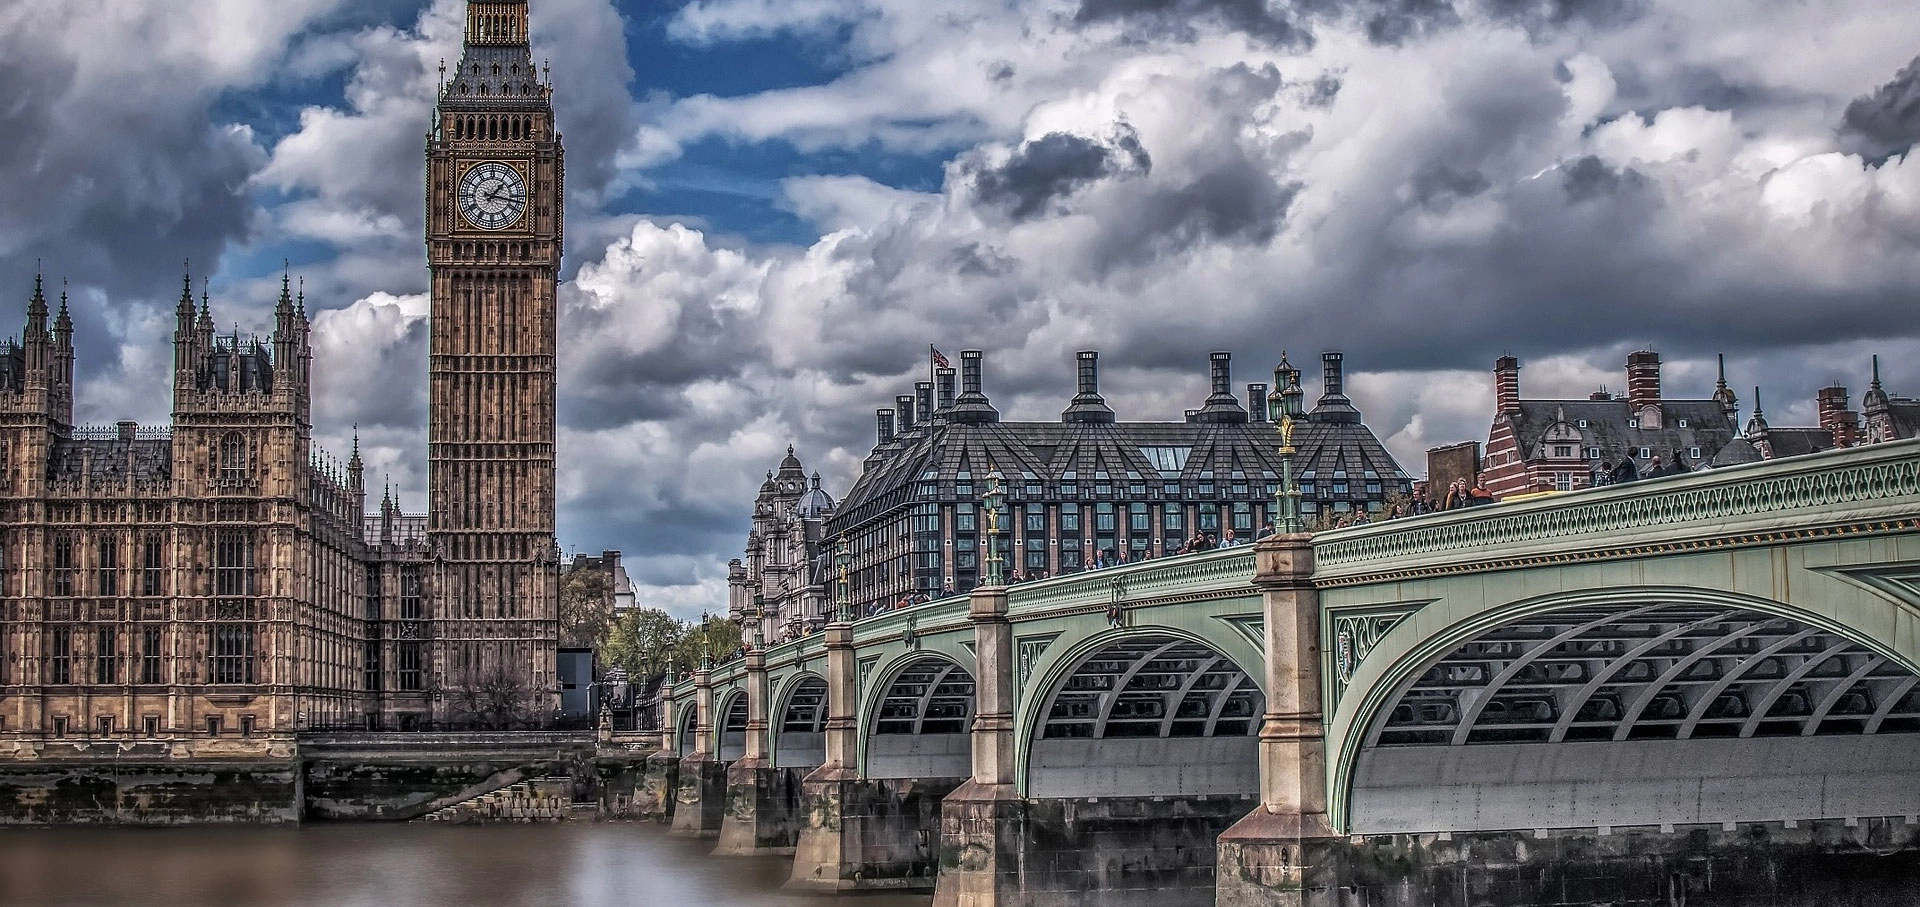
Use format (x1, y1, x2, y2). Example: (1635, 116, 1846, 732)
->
(930, 345, 951, 370)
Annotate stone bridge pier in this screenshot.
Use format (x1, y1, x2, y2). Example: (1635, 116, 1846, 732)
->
(935, 588, 1264, 907)
(671, 666, 727, 837)
(715, 609, 809, 855)
(788, 617, 968, 890)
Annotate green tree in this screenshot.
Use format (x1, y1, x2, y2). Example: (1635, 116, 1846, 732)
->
(669, 614, 743, 672)
(603, 607, 685, 678)
(559, 566, 616, 650)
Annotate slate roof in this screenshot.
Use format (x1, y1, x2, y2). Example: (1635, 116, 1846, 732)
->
(831, 415, 1408, 530)
(1505, 399, 1737, 468)
(49, 438, 172, 483)
(1882, 399, 1920, 440)
(0, 342, 21, 392)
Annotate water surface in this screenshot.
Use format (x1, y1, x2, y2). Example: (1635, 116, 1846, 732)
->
(0, 823, 933, 907)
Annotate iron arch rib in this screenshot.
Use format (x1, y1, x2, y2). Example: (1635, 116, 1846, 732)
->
(1349, 599, 1920, 835)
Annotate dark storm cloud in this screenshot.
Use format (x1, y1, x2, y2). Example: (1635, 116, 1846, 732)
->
(1840, 55, 1920, 163)
(1072, 0, 1309, 48)
(1481, 0, 1646, 34)
(1559, 155, 1647, 202)
(1091, 154, 1301, 271)
(1291, 0, 1459, 46)
(1072, 0, 1641, 47)
(0, 28, 261, 350)
(1412, 164, 1492, 210)
(970, 128, 1153, 220)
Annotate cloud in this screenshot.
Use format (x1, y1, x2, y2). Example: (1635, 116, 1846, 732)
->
(1840, 54, 1920, 163)
(967, 127, 1153, 219)
(15, 0, 1920, 620)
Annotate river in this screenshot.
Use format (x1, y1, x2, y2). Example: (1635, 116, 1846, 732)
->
(0, 823, 933, 907)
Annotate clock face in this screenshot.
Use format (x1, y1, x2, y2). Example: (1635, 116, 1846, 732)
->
(458, 161, 527, 231)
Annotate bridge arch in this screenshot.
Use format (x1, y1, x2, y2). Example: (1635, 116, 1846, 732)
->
(1018, 627, 1265, 799)
(1329, 586, 1920, 835)
(675, 701, 698, 758)
(859, 653, 976, 779)
(773, 672, 829, 769)
(716, 690, 749, 762)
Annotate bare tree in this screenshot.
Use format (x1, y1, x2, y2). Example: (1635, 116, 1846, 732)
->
(446, 668, 533, 730)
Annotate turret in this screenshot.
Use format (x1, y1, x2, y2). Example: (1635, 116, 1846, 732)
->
(348, 430, 367, 519)
(1711, 353, 1738, 427)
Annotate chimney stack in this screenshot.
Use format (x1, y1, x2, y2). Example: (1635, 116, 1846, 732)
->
(1626, 350, 1661, 413)
(1192, 351, 1249, 423)
(1248, 383, 1269, 422)
(949, 350, 1000, 424)
(117, 421, 138, 442)
(915, 382, 934, 429)
(1061, 350, 1116, 423)
(936, 368, 956, 415)
(896, 394, 916, 433)
(1308, 350, 1361, 423)
(876, 409, 896, 446)
(1817, 385, 1859, 447)
(1494, 356, 1521, 416)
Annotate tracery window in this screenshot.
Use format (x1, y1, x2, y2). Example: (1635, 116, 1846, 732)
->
(218, 433, 247, 484)
(214, 530, 254, 597)
(210, 624, 255, 685)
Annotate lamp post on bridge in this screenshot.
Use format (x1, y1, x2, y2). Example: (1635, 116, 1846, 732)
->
(1269, 354, 1305, 534)
(834, 535, 852, 624)
(981, 470, 1006, 587)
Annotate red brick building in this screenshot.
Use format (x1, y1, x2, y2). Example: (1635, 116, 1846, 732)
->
(1480, 351, 1739, 499)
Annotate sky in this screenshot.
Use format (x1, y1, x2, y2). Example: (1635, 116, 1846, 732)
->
(4, 0, 1920, 619)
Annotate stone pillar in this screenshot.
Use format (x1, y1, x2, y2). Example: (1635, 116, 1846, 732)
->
(632, 679, 679, 822)
(716, 643, 801, 854)
(932, 584, 1023, 907)
(1215, 534, 1339, 907)
(671, 667, 727, 836)
(788, 620, 865, 889)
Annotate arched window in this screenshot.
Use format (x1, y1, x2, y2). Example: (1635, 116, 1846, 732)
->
(219, 433, 247, 483)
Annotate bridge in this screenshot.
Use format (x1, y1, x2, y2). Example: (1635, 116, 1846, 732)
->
(643, 439, 1920, 907)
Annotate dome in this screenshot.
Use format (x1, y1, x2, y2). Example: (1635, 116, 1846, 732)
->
(777, 444, 805, 476)
(795, 473, 836, 519)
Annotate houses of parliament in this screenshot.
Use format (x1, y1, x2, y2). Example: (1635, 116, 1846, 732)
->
(0, 0, 562, 746)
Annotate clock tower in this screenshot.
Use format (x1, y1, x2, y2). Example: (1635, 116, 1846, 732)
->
(425, 0, 562, 718)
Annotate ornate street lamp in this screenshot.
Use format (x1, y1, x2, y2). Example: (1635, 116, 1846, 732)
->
(981, 470, 1007, 586)
(834, 535, 852, 624)
(1268, 356, 1305, 534)
(747, 591, 766, 652)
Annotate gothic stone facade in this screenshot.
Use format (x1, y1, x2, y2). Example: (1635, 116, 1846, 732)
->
(0, 0, 564, 750)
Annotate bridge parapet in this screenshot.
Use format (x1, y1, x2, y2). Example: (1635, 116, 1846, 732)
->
(1315, 438, 1920, 584)
(1007, 544, 1256, 614)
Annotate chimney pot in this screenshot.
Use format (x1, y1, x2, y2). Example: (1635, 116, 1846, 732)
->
(950, 349, 1000, 423)
(936, 368, 956, 414)
(1626, 350, 1661, 412)
(1062, 350, 1116, 423)
(896, 395, 916, 432)
(1495, 356, 1522, 416)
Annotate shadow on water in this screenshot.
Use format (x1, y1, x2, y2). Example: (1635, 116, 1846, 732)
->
(0, 823, 932, 907)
